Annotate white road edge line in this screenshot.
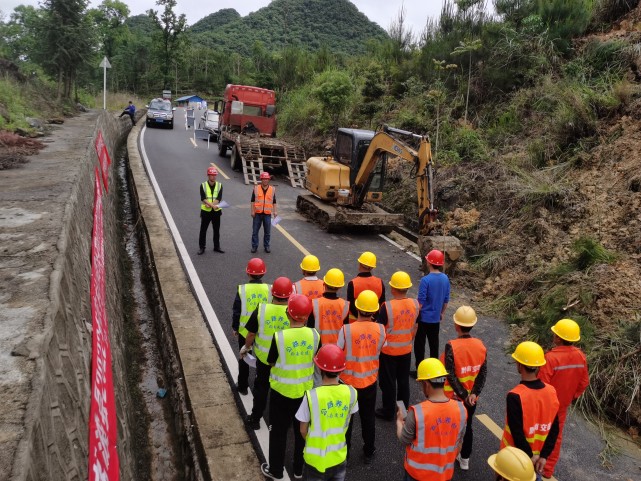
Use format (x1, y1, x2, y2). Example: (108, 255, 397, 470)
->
(139, 126, 284, 478)
(379, 233, 422, 261)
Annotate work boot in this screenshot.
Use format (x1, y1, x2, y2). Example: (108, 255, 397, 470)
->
(245, 414, 260, 430)
(264, 246, 271, 253)
(213, 247, 225, 253)
(456, 454, 469, 470)
(364, 448, 377, 465)
(197, 247, 205, 255)
(251, 247, 257, 253)
(375, 408, 395, 421)
(260, 463, 283, 480)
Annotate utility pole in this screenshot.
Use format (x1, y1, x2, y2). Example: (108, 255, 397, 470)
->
(99, 57, 111, 110)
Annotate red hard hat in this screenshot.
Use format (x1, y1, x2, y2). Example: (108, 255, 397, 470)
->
(207, 167, 218, 176)
(259, 171, 271, 180)
(314, 344, 346, 372)
(287, 294, 312, 323)
(246, 257, 266, 276)
(425, 249, 445, 266)
(272, 276, 293, 299)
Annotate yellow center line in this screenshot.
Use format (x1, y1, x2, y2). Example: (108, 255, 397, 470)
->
(476, 413, 558, 481)
(275, 224, 309, 256)
(209, 162, 229, 180)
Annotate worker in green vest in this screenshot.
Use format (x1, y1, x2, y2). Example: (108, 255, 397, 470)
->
(232, 257, 271, 396)
(241, 276, 293, 430)
(260, 294, 320, 481)
(298, 344, 358, 481)
(197, 166, 224, 255)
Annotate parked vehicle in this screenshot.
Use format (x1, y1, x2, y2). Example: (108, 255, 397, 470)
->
(199, 110, 220, 141)
(145, 98, 174, 129)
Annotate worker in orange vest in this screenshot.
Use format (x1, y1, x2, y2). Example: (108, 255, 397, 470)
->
(397, 358, 467, 481)
(375, 271, 419, 421)
(337, 290, 386, 464)
(250, 171, 277, 253)
(440, 305, 487, 471)
(501, 341, 560, 479)
(309, 268, 349, 346)
(294, 254, 325, 301)
(538, 319, 589, 479)
(346, 251, 385, 322)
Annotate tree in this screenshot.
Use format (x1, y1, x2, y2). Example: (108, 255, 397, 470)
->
(91, 0, 130, 58)
(451, 38, 482, 123)
(148, 0, 186, 88)
(312, 69, 354, 132)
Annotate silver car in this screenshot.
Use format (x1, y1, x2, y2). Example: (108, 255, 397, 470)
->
(199, 110, 220, 140)
(146, 98, 175, 129)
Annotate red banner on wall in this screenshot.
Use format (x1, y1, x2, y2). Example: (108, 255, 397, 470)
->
(94, 131, 112, 192)
(88, 168, 119, 481)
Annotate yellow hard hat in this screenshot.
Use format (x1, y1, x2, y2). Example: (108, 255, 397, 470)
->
(511, 341, 546, 367)
(300, 254, 321, 272)
(453, 305, 477, 327)
(551, 318, 580, 342)
(323, 268, 345, 288)
(487, 447, 536, 481)
(416, 358, 448, 381)
(389, 271, 412, 290)
(357, 251, 377, 268)
(355, 289, 379, 313)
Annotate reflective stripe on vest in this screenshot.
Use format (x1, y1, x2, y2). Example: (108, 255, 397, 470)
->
(294, 279, 325, 301)
(269, 328, 319, 398)
(313, 297, 349, 345)
(404, 399, 466, 481)
(253, 185, 274, 214)
(348, 276, 383, 321)
(339, 322, 385, 389)
(441, 337, 487, 399)
(382, 298, 419, 356)
(238, 283, 271, 338)
(303, 384, 357, 473)
(500, 383, 559, 455)
(201, 181, 221, 212)
(254, 303, 289, 364)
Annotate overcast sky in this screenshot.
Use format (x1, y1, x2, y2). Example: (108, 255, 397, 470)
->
(1, 0, 446, 38)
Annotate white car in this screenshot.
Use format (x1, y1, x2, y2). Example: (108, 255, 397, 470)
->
(199, 110, 220, 140)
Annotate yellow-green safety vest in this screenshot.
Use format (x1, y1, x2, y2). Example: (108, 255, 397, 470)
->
(303, 384, 357, 473)
(254, 303, 289, 365)
(238, 283, 271, 338)
(201, 181, 221, 212)
(269, 327, 319, 398)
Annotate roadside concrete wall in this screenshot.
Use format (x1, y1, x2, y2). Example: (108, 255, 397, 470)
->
(0, 111, 138, 480)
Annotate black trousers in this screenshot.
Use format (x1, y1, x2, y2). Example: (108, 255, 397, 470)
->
(414, 322, 440, 368)
(237, 334, 249, 391)
(250, 358, 271, 419)
(119, 110, 135, 124)
(268, 390, 305, 478)
(378, 352, 411, 417)
(198, 209, 221, 249)
(461, 401, 477, 459)
(346, 382, 377, 457)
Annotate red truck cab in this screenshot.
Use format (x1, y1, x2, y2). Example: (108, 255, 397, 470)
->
(220, 84, 277, 137)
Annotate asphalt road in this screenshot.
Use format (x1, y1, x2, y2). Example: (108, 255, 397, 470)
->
(139, 108, 638, 481)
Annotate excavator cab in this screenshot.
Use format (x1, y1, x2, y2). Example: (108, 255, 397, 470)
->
(334, 128, 386, 191)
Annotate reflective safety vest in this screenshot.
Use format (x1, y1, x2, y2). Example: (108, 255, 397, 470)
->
(441, 337, 487, 400)
(381, 298, 419, 356)
(348, 275, 383, 321)
(294, 278, 325, 301)
(338, 321, 385, 389)
(303, 384, 357, 473)
(254, 303, 289, 365)
(253, 185, 274, 214)
(201, 181, 221, 212)
(269, 327, 319, 398)
(501, 383, 559, 455)
(313, 297, 349, 345)
(404, 399, 467, 481)
(538, 346, 589, 409)
(237, 283, 271, 338)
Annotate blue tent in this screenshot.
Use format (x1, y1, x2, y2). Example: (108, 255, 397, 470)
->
(175, 95, 205, 107)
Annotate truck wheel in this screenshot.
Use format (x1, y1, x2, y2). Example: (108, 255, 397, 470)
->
(230, 146, 241, 171)
(218, 136, 227, 156)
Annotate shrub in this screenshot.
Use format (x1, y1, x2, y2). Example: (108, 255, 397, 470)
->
(591, 0, 640, 24)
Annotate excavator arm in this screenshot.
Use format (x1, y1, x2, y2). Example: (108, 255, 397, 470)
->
(352, 125, 437, 235)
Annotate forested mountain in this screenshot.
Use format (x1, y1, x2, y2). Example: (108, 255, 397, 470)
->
(188, 0, 388, 56)
(190, 9, 241, 34)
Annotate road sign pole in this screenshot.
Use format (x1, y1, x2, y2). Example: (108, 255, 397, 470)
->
(99, 57, 112, 110)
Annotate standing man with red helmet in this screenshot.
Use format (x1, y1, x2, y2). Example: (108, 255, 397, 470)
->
(346, 251, 385, 323)
(198, 167, 224, 255)
(414, 249, 450, 368)
(240, 276, 293, 430)
(261, 294, 320, 480)
(232, 258, 271, 396)
(297, 344, 359, 481)
(251, 171, 277, 253)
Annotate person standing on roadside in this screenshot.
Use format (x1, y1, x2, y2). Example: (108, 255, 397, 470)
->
(502, 341, 560, 480)
(251, 172, 277, 253)
(295, 255, 325, 301)
(375, 271, 419, 421)
(232, 258, 271, 396)
(441, 305, 487, 471)
(346, 251, 385, 322)
(197, 167, 224, 255)
(119, 100, 136, 124)
(309, 268, 349, 345)
(415, 249, 449, 365)
(298, 344, 359, 481)
(538, 319, 589, 480)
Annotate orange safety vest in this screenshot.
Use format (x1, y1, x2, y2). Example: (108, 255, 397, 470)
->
(381, 298, 419, 356)
(348, 275, 383, 322)
(338, 321, 385, 389)
(538, 346, 589, 409)
(253, 185, 274, 214)
(501, 383, 559, 455)
(440, 338, 487, 400)
(294, 278, 325, 301)
(312, 297, 349, 345)
(404, 399, 467, 481)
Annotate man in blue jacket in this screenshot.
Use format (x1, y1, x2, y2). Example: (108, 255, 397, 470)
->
(119, 101, 136, 125)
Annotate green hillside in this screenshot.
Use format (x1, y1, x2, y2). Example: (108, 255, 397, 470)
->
(188, 0, 388, 56)
(190, 9, 241, 34)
